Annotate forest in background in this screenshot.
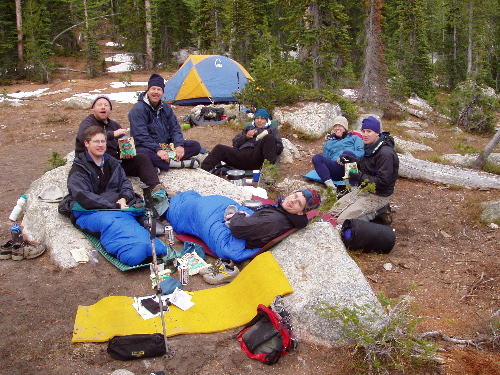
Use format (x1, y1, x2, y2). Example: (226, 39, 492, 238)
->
(2, 0, 500, 132)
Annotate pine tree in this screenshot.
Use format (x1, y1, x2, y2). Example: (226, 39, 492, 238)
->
(23, 0, 53, 82)
(0, 1, 18, 79)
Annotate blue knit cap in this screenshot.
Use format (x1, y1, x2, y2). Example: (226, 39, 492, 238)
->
(361, 116, 381, 134)
(298, 189, 321, 212)
(148, 73, 165, 91)
(254, 109, 270, 120)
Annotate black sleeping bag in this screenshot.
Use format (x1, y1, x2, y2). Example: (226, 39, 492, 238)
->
(340, 219, 396, 254)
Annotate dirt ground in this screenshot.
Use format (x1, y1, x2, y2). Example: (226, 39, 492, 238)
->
(0, 66, 500, 374)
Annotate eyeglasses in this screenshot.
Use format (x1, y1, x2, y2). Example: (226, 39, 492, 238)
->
(90, 140, 107, 144)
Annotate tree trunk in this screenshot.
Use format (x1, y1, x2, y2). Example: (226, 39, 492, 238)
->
(467, 1, 473, 77)
(309, 3, 321, 90)
(358, 0, 389, 107)
(15, 0, 23, 69)
(472, 127, 500, 169)
(145, 0, 153, 70)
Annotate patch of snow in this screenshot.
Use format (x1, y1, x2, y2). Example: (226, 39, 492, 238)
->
(63, 91, 141, 104)
(104, 42, 122, 47)
(105, 53, 133, 63)
(110, 81, 148, 88)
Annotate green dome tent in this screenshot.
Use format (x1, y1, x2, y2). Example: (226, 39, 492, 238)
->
(162, 55, 253, 105)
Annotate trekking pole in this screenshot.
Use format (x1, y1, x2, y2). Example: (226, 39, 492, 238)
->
(142, 185, 175, 359)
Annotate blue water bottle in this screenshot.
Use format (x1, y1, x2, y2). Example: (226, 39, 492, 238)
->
(11, 224, 23, 245)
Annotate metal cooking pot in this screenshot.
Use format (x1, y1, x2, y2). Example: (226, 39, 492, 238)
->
(226, 169, 245, 186)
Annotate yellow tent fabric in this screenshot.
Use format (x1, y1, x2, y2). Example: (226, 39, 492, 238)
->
(176, 68, 211, 102)
(72, 252, 292, 342)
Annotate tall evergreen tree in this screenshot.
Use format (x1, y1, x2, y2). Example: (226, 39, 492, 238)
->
(191, 0, 227, 53)
(0, 1, 18, 79)
(23, 0, 53, 82)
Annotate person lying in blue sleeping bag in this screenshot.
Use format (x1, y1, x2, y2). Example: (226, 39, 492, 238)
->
(58, 126, 167, 266)
(166, 189, 321, 262)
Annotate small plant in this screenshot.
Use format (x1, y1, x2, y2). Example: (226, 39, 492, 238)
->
(45, 152, 66, 172)
(317, 290, 440, 373)
(454, 142, 479, 155)
(482, 162, 500, 175)
(259, 159, 280, 188)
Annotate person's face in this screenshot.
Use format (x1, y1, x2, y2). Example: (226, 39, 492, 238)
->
(92, 98, 111, 122)
(254, 116, 267, 128)
(362, 128, 380, 146)
(333, 124, 347, 137)
(84, 133, 107, 159)
(281, 191, 307, 215)
(147, 86, 163, 107)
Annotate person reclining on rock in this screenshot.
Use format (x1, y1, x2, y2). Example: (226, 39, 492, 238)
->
(75, 94, 166, 196)
(311, 115, 364, 187)
(331, 116, 399, 225)
(128, 73, 202, 171)
(59, 126, 167, 266)
(201, 109, 283, 173)
(166, 188, 321, 262)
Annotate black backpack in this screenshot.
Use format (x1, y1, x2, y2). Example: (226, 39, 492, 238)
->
(236, 297, 296, 365)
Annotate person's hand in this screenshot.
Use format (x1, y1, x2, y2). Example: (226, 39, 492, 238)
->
(116, 198, 129, 209)
(122, 154, 133, 159)
(157, 149, 170, 161)
(175, 146, 185, 161)
(114, 128, 129, 138)
(246, 129, 258, 139)
(338, 154, 358, 164)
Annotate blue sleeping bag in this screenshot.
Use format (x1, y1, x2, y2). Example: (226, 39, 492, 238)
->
(74, 209, 167, 266)
(166, 190, 260, 262)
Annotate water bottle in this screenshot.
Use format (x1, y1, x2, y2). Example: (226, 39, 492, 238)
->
(11, 224, 23, 246)
(9, 195, 27, 221)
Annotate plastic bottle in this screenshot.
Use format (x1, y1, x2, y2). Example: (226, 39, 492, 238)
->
(10, 224, 23, 245)
(9, 195, 27, 221)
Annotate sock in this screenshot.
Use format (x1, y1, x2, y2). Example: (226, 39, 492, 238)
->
(324, 179, 335, 187)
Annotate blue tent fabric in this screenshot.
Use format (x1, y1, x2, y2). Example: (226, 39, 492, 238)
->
(166, 190, 261, 262)
(74, 210, 167, 266)
(163, 55, 252, 105)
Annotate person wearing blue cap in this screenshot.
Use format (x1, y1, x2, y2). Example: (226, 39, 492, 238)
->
(201, 108, 283, 173)
(331, 116, 399, 225)
(128, 73, 202, 171)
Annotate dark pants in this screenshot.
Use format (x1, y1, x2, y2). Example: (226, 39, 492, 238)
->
(136, 140, 201, 171)
(312, 150, 356, 182)
(121, 152, 160, 188)
(201, 134, 279, 171)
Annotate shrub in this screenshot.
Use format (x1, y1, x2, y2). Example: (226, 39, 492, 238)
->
(45, 152, 66, 172)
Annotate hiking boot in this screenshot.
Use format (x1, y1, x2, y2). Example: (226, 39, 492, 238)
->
(203, 262, 239, 285)
(22, 242, 46, 259)
(0, 240, 13, 260)
(198, 259, 235, 276)
(11, 244, 23, 261)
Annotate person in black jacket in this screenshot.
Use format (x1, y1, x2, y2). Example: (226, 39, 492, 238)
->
(75, 95, 165, 194)
(331, 116, 399, 225)
(60, 126, 167, 266)
(224, 189, 321, 249)
(128, 73, 201, 171)
(201, 109, 283, 173)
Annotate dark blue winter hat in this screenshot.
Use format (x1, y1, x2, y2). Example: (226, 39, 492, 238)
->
(148, 73, 165, 91)
(361, 116, 381, 134)
(254, 109, 270, 120)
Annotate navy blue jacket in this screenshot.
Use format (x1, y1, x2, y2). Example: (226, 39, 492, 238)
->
(128, 92, 185, 152)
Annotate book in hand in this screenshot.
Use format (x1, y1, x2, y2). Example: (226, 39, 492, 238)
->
(343, 162, 358, 179)
(159, 143, 177, 159)
(118, 136, 136, 159)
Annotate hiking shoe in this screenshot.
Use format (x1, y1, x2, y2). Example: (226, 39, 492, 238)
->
(0, 240, 13, 260)
(198, 259, 235, 276)
(203, 262, 239, 285)
(22, 242, 46, 259)
(11, 244, 23, 261)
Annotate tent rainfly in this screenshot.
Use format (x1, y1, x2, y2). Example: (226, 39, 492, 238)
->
(162, 55, 253, 105)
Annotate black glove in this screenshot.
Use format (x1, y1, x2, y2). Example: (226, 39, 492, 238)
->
(339, 153, 358, 164)
(348, 172, 360, 185)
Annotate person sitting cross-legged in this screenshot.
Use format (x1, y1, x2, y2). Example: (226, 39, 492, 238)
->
(201, 109, 283, 173)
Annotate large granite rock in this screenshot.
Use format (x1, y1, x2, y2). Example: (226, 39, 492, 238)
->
(273, 102, 342, 139)
(274, 222, 383, 346)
